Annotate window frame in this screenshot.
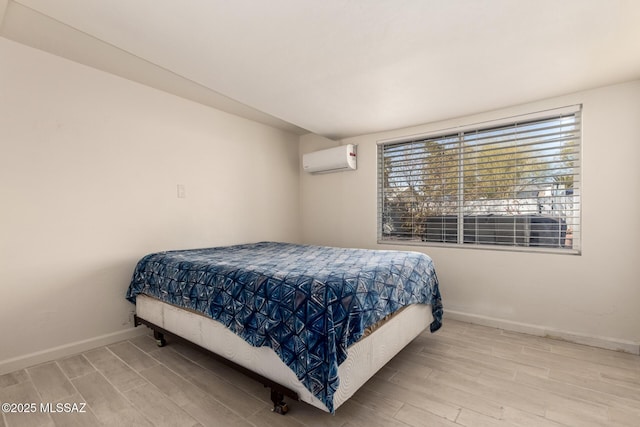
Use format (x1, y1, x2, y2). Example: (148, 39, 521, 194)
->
(377, 105, 582, 255)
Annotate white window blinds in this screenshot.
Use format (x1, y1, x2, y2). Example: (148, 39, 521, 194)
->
(378, 106, 581, 253)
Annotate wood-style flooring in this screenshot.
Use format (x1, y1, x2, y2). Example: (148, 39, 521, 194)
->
(1, 319, 639, 426)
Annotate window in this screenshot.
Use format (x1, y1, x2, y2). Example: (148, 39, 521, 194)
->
(378, 106, 581, 253)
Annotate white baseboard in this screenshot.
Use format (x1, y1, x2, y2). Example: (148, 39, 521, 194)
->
(444, 310, 640, 355)
(0, 327, 149, 375)
(3, 312, 637, 376)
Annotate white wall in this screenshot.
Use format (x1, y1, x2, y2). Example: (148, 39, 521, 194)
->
(300, 80, 640, 352)
(0, 38, 301, 373)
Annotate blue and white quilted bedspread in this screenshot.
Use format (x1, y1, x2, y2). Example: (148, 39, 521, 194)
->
(126, 242, 442, 412)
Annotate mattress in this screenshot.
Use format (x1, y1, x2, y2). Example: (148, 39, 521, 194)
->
(136, 294, 434, 412)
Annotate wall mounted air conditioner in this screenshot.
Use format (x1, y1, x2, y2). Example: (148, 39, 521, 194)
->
(302, 144, 357, 174)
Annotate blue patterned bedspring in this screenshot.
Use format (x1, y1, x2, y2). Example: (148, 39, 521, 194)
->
(126, 242, 442, 412)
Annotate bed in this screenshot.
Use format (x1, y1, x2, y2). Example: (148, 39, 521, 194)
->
(126, 242, 442, 414)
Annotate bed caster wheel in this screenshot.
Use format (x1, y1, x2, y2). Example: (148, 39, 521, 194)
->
(153, 331, 166, 347)
(272, 402, 288, 415)
(270, 389, 288, 415)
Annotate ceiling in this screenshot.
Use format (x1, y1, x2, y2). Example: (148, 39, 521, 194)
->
(2, 0, 640, 139)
